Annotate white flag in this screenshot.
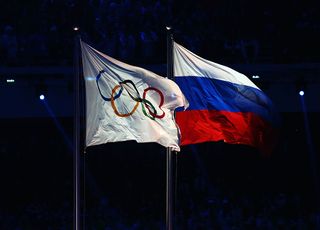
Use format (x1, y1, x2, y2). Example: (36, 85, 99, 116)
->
(80, 41, 188, 151)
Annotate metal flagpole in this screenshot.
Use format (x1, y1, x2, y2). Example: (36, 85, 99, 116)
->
(166, 26, 174, 230)
(73, 35, 81, 230)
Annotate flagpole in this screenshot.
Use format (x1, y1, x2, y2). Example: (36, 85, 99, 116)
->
(73, 34, 81, 230)
(166, 26, 174, 230)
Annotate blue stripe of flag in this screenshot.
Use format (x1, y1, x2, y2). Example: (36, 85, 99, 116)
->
(175, 76, 277, 124)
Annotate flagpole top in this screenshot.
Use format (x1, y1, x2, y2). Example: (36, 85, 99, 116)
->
(166, 26, 173, 40)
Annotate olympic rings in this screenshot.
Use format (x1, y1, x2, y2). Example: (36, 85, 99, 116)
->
(96, 70, 166, 120)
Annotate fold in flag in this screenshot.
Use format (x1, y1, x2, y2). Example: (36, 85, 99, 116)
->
(173, 42, 279, 156)
(80, 41, 188, 151)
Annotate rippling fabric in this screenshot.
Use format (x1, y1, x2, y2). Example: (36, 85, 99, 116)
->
(173, 42, 279, 155)
(81, 41, 188, 151)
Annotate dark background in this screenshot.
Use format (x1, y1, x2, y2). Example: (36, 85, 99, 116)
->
(1, 0, 320, 229)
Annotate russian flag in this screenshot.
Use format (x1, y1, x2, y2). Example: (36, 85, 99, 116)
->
(173, 42, 279, 156)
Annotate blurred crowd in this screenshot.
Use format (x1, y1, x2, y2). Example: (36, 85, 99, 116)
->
(1, 116, 320, 229)
(0, 0, 319, 66)
(1, 192, 319, 229)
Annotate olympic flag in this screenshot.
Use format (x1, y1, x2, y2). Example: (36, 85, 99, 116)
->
(173, 42, 279, 155)
(80, 41, 188, 151)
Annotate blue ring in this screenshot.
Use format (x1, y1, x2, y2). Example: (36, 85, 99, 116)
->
(96, 70, 122, 101)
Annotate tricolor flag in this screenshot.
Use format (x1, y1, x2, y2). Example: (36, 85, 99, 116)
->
(80, 41, 188, 151)
(173, 42, 279, 155)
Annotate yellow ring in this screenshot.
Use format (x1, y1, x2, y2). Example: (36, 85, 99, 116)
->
(110, 84, 139, 117)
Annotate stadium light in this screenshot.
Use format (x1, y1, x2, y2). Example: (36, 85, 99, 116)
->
(6, 79, 15, 83)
